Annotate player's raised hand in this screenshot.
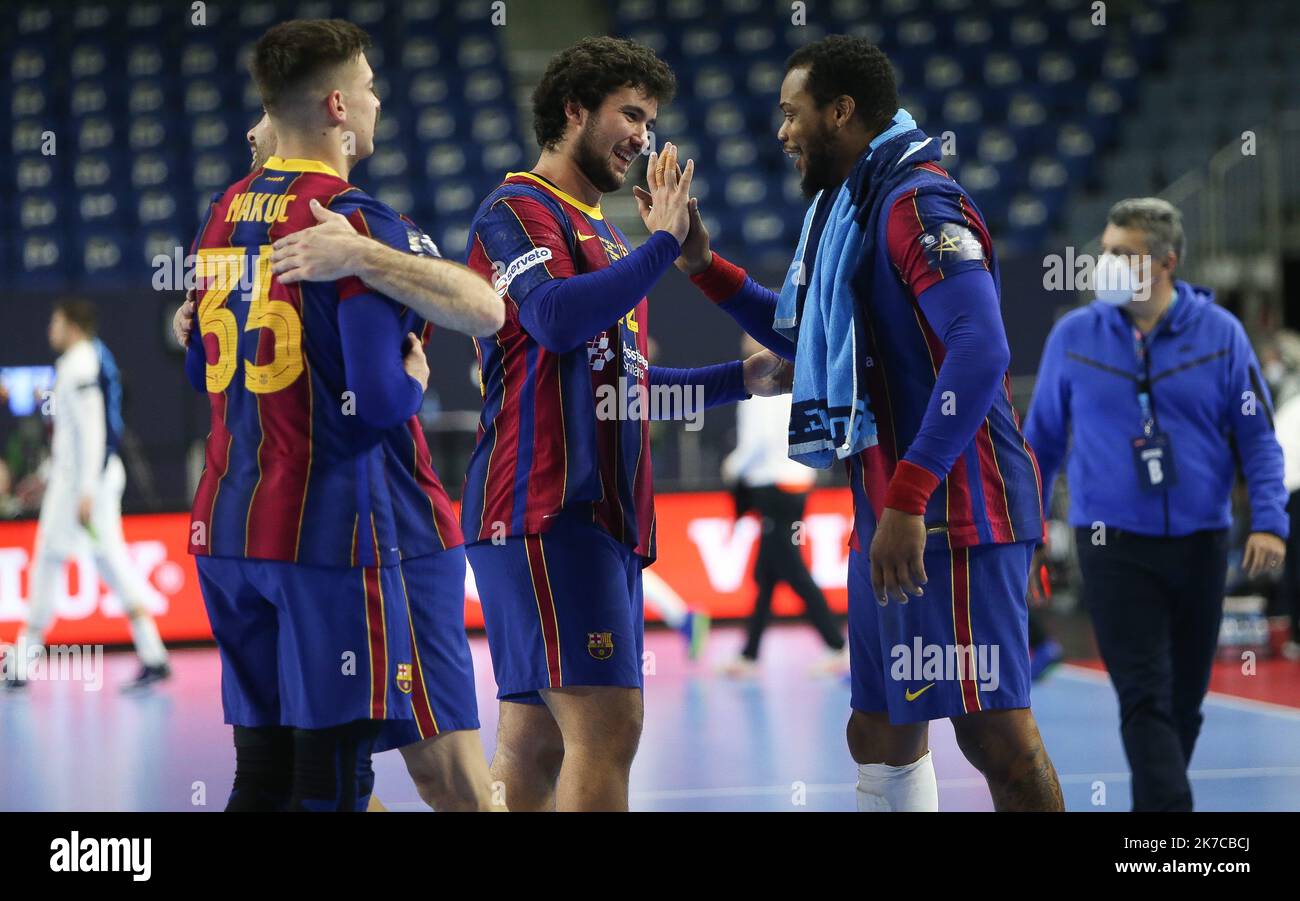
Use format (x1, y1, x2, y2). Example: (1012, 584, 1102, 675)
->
(172, 291, 196, 348)
(270, 199, 364, 283)
(402, 332, 430, 392)
(635, 143, 693, 245)
(635, 146, 711, 274)
(741, 348, 793, 397)
(674, 196, 713, 275)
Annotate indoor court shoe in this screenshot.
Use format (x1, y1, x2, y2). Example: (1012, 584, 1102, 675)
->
(121, 662, 172, 693)
(681, 610, 711, 660)
(1029, 640, 1064, 682)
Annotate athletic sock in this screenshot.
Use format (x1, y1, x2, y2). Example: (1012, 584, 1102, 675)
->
(226, 725, 294, 811)
(128, 614, 168, 667)
(288, 719, 383, 812)
(855, 749, 939, 812)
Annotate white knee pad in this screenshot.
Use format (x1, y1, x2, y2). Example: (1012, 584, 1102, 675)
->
(855, 749, 939, 812)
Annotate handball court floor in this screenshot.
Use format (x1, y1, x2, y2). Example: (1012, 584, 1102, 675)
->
(3, 624, 1299, 812)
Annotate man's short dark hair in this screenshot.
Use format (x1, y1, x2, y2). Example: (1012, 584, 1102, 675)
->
(250, 18, 372, 113)
(54, 299, 97, 336)
(786, 36, 898, 134)
(532, 37, 676, 150)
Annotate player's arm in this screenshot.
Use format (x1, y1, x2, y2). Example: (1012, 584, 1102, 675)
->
(882, 194, 1009, 516)
(518, 232, 681, 352)
(182, 310, 207, 393)
(647, 362, 747, 414)
(635, 150, 796, 361)
(519, 153, 692, 353)
(338, 289, 427, 430)
(870, 193, 1007, 603)
(269, 199, 504, 337)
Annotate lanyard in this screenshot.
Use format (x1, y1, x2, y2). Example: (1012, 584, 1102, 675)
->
(1132, 327, 1156, 437)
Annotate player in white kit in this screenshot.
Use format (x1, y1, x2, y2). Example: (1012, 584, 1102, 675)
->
(3, 302, 170, 692)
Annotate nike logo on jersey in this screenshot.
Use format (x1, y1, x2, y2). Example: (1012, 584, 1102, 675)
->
(904, 683, 936, 702)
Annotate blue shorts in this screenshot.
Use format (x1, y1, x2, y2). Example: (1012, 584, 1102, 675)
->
(466, 512, 644, 704)
(195, 556, 414, 730)
(374, 548, 480, 753)
(848, 540, 1034, 724)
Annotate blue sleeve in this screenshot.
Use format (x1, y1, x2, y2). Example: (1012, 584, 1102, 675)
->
(184, 333, 207, 393)
(649, 361, 749, 415)
(1023, 322, 1072, 515)
(717, 277, 796, 362)
(339, 292, 424, 430)
(902, 268, 1011, 481)
(1225, 320, 1290, 537)
(329, 191, 428, 256)
(184, 195, 222, 394)
(517, 231, 681, 353)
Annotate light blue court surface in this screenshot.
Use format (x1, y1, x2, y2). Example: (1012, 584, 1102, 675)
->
(3, 625, 1299, 812)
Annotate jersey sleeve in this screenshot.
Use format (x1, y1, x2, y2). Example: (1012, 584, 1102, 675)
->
(885, 188, 991, 297)
(326, 192, 435, 303)
(469, 194, 576, 302)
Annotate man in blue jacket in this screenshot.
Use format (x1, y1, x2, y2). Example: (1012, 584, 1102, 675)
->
(1025, 197, 1288, 811)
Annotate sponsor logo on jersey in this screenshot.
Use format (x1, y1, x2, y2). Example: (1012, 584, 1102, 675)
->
(493, 247, 552, 297)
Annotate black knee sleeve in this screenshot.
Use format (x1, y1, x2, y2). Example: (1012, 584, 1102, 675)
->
(288, 719, 383, 812)
(226, 725, 294, 812)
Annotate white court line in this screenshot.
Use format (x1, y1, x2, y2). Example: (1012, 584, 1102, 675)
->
(624, 767, 1300, 803)
(1055, 663, 1300, 722)
(378, 768, 1300, 808)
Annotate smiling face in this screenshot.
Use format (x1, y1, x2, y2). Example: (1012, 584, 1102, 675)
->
(777, 66, 840, 199)
(568, 85, 657, 194)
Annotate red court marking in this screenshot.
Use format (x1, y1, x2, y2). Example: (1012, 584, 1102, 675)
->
(1075, 658, 1300, 709)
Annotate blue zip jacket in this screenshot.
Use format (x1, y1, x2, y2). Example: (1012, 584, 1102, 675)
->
(1024, 281, 1288, 539)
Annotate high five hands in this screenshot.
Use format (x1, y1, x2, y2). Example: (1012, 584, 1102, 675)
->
(633, 143, 711, 274)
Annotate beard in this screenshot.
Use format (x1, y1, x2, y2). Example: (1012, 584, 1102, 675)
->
(573, 121, 624, 194)
(250, 140, 274, 172)
(798, 123, 839, 199)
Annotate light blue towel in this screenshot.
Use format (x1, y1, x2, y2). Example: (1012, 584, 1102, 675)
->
(774, 187, 878, 468)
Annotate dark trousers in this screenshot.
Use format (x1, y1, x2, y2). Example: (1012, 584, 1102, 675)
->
(1282, 491, 1300, 642)
(1075, 527, 1228, 811)
(741, 486, 845, 660)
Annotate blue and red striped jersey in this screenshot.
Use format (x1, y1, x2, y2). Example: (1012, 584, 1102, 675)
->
(381, 213, 465, 558)
(848, 161, 1043, 551)
(388, 308, 464, 558)
(188, 155, 418, 567)
(462, 172, 656, 559)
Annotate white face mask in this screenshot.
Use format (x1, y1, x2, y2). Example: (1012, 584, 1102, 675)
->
(1093, 252, 1142, 306)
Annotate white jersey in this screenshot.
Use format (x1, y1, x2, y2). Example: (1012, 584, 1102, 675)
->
(47, 338, 110, 498)
(722, 393, 816, 490)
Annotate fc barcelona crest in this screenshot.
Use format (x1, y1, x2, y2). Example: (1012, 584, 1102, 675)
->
(587, 632, 615, 660)
(397, 663, 413, 694)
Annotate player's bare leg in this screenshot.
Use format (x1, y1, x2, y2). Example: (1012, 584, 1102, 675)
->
(490, 700, 564, 811)
(543, 685, 643, 812)
(950, 707, 1063, 811)
(846, 711, 937, 811)
(399, 729, 502, 811)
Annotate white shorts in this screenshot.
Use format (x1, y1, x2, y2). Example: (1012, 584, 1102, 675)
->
(36, 454, 128, 560)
